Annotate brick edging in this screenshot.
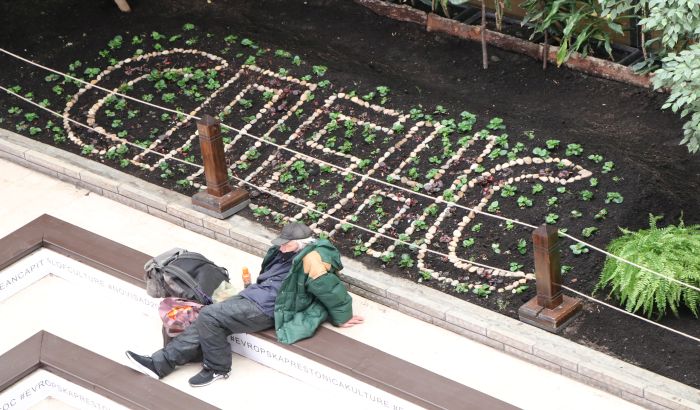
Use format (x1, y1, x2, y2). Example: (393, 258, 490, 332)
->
(354, 0, 652, 89)
(1, 130, 697, 409)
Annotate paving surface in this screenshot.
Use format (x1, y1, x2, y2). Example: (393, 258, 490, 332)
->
(0, 157, 645, 409)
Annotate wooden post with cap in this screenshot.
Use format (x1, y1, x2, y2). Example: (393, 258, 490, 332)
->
(518, 224, 582, 332)
(191, 114, 250, 219)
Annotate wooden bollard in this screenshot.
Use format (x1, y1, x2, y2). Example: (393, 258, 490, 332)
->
(191, 115, 250, 219)
(518, 224, 582, 333)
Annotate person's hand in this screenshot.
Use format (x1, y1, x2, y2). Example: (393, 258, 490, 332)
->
(339, 315, 364, 328)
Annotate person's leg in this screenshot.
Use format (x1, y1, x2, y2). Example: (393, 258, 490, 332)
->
(150, 321, 204, 377)
(196, 295, 273, 373)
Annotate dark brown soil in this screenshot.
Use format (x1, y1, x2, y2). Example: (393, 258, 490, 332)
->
(1, 0, 698, 389)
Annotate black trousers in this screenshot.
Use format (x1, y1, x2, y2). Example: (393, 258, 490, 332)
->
(152, 295, 274, 375)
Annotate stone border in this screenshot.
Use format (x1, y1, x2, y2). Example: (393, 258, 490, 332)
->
(1, 129, 698, 409)
(353, 0, 652, 89)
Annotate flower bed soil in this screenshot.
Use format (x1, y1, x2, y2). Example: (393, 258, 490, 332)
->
(1, 0, 698, 389)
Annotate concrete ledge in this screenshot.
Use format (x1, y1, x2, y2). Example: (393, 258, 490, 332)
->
(0, 331, 217, 410)
(1, 130, 698, 409)
(0, 215, 515, 410)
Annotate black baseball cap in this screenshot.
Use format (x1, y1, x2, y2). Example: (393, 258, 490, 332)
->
(271, 223, 313, 246)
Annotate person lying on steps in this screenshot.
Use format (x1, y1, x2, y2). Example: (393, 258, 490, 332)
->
(126, 222, 364, 387)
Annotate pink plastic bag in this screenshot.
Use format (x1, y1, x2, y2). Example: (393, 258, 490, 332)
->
(159, 297, 203, 337)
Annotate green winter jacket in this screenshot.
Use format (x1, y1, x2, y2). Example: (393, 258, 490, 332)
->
(270, 239, 353, 344)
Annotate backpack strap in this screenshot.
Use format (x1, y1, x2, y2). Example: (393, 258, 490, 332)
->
(164, 265, 213, 305)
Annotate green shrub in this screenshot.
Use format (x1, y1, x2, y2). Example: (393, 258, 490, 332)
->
(595, 215, 700, 319)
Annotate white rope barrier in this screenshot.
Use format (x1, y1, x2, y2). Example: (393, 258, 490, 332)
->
(561, 285, 700, 344)
(4, 81, 700, 345)
(2, 47, 699, 294)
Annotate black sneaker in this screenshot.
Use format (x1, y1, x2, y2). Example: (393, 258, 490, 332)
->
(188, 368, 229, 387)
(125, 351, 161, 379)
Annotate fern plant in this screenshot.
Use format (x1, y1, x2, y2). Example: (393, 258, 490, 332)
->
(594, 215, 700, 319)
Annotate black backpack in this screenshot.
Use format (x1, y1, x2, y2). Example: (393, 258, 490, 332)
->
(144, 248, 230, 305)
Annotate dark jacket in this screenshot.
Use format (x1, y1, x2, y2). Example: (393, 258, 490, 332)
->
(270, 239, 353, 344)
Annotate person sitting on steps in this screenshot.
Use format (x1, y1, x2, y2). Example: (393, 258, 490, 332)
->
(126, 222, 364, 387)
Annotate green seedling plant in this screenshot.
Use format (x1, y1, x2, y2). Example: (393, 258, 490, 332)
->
(570, 243, 589, 255)
(473, 284, 492, 298)
(588, 154, 603, 163)
(595, 208, 609, 220)
(501, 185, 517, 198)
(532, 147, 549, 158)
(545, 139, 560, 149)
(531, 183, 544, 194)
(566, 143, 583, 156)
(398, 253, 415, 269)
(582, 227, 598, 238)
(602, 161, 615, 173)
(545, 213, 559, 224)
(517, 238, 527, 255)
(606, 192, 624, 204)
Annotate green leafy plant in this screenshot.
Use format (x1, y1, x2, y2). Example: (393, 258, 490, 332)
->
(531, 183, 544, 194)
(580, 190, 594, 201)
(582, 226, 598, 238)
(602, 161, 615, 173)
(594, 208, 609, 220)
(517, 238, 528, 255)
(398, 253, 415, 268)
(521, 0, 623, 67)
(566, 143, 583, 156)
(253, 206, 271, 217)
(473, 284, 492, 298)
(545, 139, 560, 149)
(514, 285, 529, 294)
(486, 117, 505, 130)
(588, 154, 603, 163)
(606, 192, 624, 204)
(570, 243, 589, 255)
(517, 195, 533, 208)
(532, 147, 549, 158)
(81, 144, 94, 155)
(500, 185, 517, 198)
(312, 65, 327, 76)
(652, 44, 700, 153)
(594, 215, 700, 319)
